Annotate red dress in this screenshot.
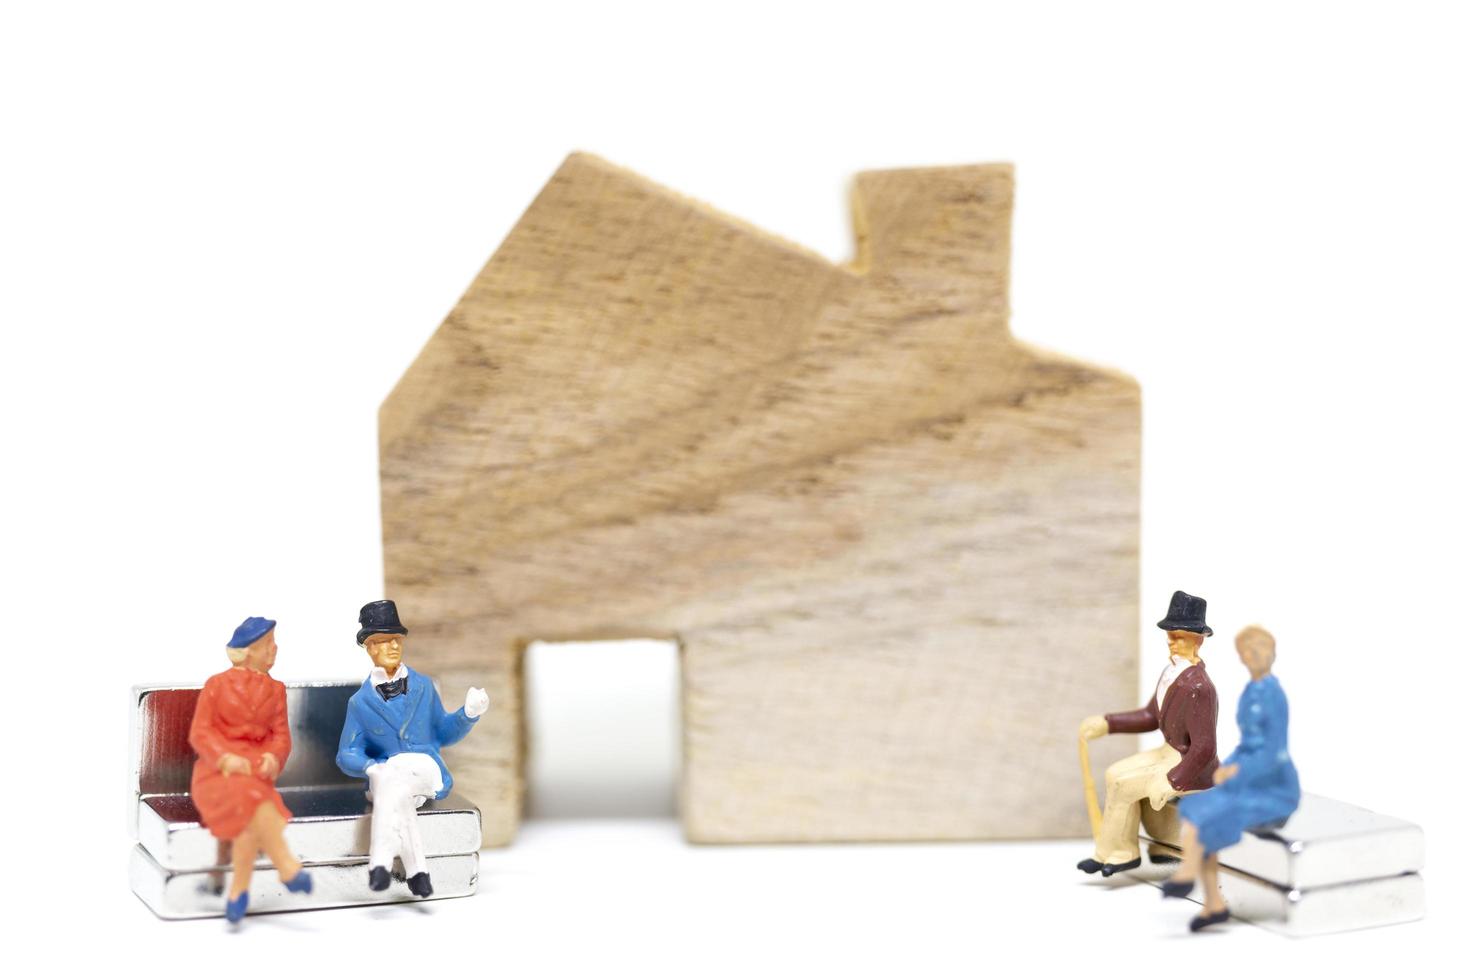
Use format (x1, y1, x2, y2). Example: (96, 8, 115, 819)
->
(188, 667, 293, 839)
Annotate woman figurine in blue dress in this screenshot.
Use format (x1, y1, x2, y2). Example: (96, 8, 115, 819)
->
(1163, 625, 1300, 931)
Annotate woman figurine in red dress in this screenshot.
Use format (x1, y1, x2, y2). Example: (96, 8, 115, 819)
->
(189, 617, 313, 922)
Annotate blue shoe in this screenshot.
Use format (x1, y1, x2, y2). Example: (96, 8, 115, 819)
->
(225, 891, 249, 923)
(283, 870, 314, 895)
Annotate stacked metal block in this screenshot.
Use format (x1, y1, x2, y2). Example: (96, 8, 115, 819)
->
(129, 681, 482, 919)
(1140, 793, 1425, 936)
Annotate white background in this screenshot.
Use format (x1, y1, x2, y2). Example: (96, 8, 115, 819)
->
(4, 1, 1467, 975)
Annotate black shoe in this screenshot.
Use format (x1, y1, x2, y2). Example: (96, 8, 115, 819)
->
(1149, 851, 1181, 865)
(1189, 909, 1231, 932)
(1100, 858, 1141, 877)
(407, 872, 433, 898)
(368, 866, 391, 891)
(1161, 879, 1195, 899)
(1076, 858, 1105, 874)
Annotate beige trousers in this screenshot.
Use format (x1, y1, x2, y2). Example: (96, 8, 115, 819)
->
(1093, 743, 1185, 865)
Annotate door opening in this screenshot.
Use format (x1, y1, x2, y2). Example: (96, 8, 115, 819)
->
(522, 638, 681, 819)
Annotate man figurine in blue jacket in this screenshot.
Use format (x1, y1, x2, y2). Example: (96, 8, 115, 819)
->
(337, 600, 488, 897)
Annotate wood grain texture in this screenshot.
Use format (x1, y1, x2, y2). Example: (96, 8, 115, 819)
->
(380, 154, 1140, 845)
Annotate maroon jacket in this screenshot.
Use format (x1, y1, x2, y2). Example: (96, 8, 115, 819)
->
(1106, 661, 1219, 792)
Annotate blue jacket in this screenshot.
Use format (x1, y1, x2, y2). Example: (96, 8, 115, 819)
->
(335, 666, 476, 798)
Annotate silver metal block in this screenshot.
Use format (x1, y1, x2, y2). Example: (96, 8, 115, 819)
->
(1136, 793, 1426, 934)
(129, 844, 480, 920)
(1134, 845, 1425, 937)
(1217, 869, 1425, 937)
(138, 788, 483, 871)
(1143, 793, 1425, 889)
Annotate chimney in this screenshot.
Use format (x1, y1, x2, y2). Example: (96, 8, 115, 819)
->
(849, 163, 1014, 326)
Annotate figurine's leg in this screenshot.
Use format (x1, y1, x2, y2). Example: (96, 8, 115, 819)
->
(395, 795, 427, 878)
(1199, 854, 1227, 915)
(228, 827, 257, 900)
(368, 804, 399, 871)
(1140, 794, 1181, 861)
(367, 761, 408, 880)
(1094, 749, 1169, 865)
(1170, 822, 1205, 882)
(1093, 752, 1148, 853)
(1097, 797, 1143, 865)
(208, 839, 230, 895)
(393, 754, 441, 897)
(249, 802, 304, 884)
(1078, 750, 1153, 872)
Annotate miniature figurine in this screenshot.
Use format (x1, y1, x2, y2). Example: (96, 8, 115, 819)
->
(336, 600, 488, 897)
(189, 617, 313, 923)
(1163, 625, 1300, 931)
(1077, 591, 1220, 876)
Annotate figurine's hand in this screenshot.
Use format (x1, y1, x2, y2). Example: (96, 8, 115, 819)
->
(257, 752, 281, 780)
(218, 753, 252, 777)
(1213, 763, 1239, 786)
(1147, 773, 1175, 811)
(1078, 715, 1109, 740)
(465, 686, 490, 719)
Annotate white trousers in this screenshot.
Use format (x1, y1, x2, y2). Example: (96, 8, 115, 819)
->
(366, 753, 444, 877)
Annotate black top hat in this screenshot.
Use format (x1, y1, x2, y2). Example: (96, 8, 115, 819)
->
(357, 599, 409, 646)
(1156, 590, 1212, 636)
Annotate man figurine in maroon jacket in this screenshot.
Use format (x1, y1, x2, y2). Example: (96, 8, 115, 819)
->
(1077, 591, 1220, 876)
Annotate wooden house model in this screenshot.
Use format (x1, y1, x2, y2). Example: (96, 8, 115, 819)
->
(379, 154, 1140, 845)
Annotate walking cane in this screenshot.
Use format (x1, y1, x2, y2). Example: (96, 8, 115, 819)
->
(1078, 734, 1103, 839)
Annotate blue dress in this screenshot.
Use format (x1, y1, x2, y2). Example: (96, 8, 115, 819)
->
(1177, 674, 1300, 855)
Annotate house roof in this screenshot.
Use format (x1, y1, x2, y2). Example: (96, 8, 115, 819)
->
(380, 153, 1133, 576)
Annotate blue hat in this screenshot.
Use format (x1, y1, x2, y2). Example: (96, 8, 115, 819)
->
(228, 616, 277, 649)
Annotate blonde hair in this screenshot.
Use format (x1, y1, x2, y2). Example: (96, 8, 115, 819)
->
(226, 645, 249, 666)
(1235, 625, 1276, 665)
